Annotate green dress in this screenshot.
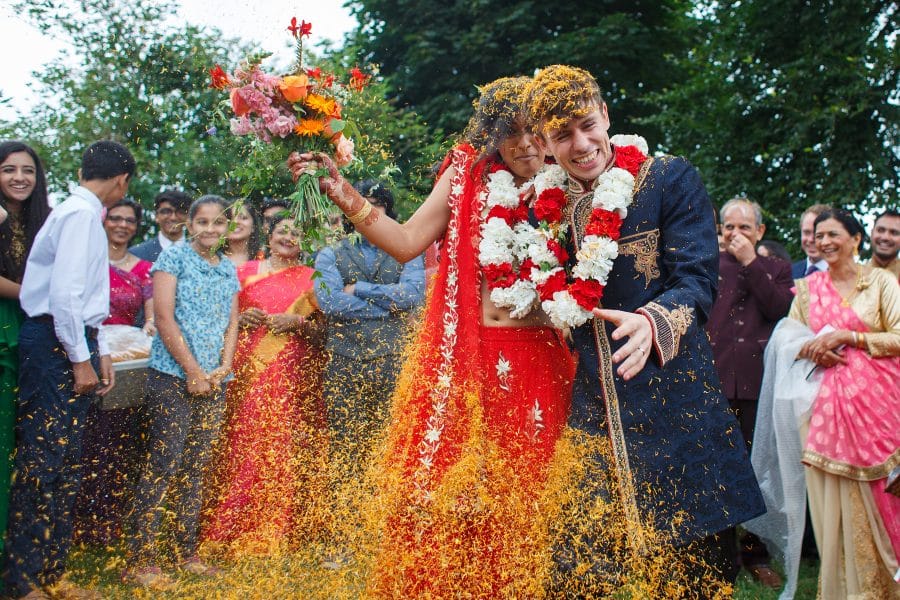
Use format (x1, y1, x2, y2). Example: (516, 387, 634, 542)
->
(0, 296, 23, 551)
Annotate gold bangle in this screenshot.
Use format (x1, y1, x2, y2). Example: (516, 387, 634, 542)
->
(852, 331, 858, 347)
(858, 332, 866, 350)
(347, 202, 373, 225)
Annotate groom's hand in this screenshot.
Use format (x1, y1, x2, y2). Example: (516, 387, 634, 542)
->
(592, 308, 653, 381)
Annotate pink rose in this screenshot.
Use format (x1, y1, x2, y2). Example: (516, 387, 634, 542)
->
(333, 135, 355, 167)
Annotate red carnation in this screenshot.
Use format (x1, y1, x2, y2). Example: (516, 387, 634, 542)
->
(533, 188, 566, 223)
(614, 144, 647, 176)
(569, 278, 604, 310)
(546, 238, 569, 264)
(488, 162, 508, 174)
(584, 208, 623, 240)
(519, 258, 537, 278)
(487, 205, 515, 225)
(482, 262, 517, 289)
(209, 65, 230, 90)
(537, 269, 568, 301)
(511, 203, 529, 222)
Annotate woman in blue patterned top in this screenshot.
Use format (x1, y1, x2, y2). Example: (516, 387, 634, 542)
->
(123, 195, 240, 590)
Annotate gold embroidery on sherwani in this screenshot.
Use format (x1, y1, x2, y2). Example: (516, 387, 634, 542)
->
(566, 181, 647, 556)
(639, 302, 695, 365)
(617, 229, 660, 289)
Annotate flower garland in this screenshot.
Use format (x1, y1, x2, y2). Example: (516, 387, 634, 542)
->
(478, 135, 649, 328)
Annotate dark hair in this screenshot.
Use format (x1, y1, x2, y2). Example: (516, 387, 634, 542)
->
(344, 180, 396, 233)
(462, 76, 531, 161)
(0, 141, 52, 281)
(261, 198, 290, 213)
(874, 208, 900, 224)
(267, 214, 299, 238)
(154, 188, 192, 212)
(80, 140, 136, 181)
(757, 240, 792, 263)
(225, 201, 261, 259)
(813, 209, 868, 253)
(188, 194, 229, 220)
(104, 199, 143, 244)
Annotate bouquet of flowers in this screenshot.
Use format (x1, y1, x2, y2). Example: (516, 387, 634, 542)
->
(209, 17, 370, 239)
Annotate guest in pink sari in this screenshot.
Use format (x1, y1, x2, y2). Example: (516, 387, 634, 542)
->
(791, 209, 900, 598)
(201, 216, 328, 555)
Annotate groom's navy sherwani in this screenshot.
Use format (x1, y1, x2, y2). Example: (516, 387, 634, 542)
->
(567, 154, 765, 549)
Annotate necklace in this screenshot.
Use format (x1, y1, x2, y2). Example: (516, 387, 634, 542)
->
(478, 134, 648, 328)
(838, 265, 864, 307)
(109, 253, 131, 267)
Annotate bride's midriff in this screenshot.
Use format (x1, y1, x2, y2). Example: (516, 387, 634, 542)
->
(479, 278, 553, 328)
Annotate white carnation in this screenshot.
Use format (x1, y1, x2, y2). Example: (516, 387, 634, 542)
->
(532, 164, 567, 196)
(530, 266, 564, 286)
(482, 217, 515, 245)
(528, 240, 558, 267)
(486, 171, 520, 208)
(513, 222, 544, 255)
(541, 291, 592, 329)
(610, 134, 649, 155)
(573, 236, 618, 281)
(478, 238, 514, 266)
(490, 279, 538, 319)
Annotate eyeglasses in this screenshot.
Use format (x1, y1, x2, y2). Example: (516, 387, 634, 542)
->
(106, 215, 138, 225)
(157, 207, 187, 217)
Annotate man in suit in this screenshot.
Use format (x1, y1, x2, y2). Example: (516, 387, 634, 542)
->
(527, 65, 766, 596)
(791, 203, 831, 279)
(129, 189, 191, 262)
(707, 197, 794, 588)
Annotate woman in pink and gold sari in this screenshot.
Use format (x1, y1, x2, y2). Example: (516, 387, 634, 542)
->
(202, 216, 328, 555)
(790, 208, 900, 598)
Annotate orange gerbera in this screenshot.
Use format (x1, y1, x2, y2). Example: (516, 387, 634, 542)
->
(294, 118, 325, 137)
(304, 93, 338, 118)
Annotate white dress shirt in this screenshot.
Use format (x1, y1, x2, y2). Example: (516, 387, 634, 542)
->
(158, 231, 181, 252)
(804, 257, 829, 274)
(20, 186, 110, 362)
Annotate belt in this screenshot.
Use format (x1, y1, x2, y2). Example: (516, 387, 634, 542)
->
(31, 314, 99, 340)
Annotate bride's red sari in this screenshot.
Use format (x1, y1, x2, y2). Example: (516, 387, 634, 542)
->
(364, 146, 575, 597)
(202, 261, 327, 555)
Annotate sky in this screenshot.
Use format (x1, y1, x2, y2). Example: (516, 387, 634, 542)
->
(0, 0, 357, 121)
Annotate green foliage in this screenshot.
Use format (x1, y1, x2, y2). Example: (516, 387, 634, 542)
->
(7, 0, 249, 235)
(345, 0, 697, 149)
(644, 0, 899, 253)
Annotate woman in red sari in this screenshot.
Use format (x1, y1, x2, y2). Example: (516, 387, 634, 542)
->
(201, 216, 327, 555)
(290, 77, 575, 597)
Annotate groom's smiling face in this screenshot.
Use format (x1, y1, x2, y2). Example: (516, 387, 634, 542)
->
(539, 102, 612, 184)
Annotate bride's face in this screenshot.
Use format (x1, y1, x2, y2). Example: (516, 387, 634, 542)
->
(498, 121, 545, 183)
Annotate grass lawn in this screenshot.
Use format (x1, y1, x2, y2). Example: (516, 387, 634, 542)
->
(66, 544, 820, 599)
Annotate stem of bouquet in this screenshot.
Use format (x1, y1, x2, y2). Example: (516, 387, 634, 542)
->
(289, 170, 334, 255)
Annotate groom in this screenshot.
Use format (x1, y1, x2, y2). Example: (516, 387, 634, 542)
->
(526, 66, 765, 593)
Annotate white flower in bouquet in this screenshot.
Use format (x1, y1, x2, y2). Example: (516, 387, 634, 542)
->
(513, 222, 544, 255)
(490, 279, 538, 319)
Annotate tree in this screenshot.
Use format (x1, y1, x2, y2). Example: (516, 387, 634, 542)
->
(8, 0, 248, 219)
(644, 0, 899, 252)
(345, 0, 697, 148)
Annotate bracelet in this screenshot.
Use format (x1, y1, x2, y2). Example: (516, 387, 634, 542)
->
(347, 201, 373, 225)
(858, 332, 866, 350)
(852, 331, 858, 347)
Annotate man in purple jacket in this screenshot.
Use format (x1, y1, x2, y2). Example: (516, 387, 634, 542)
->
(707, 196, 794, 588)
